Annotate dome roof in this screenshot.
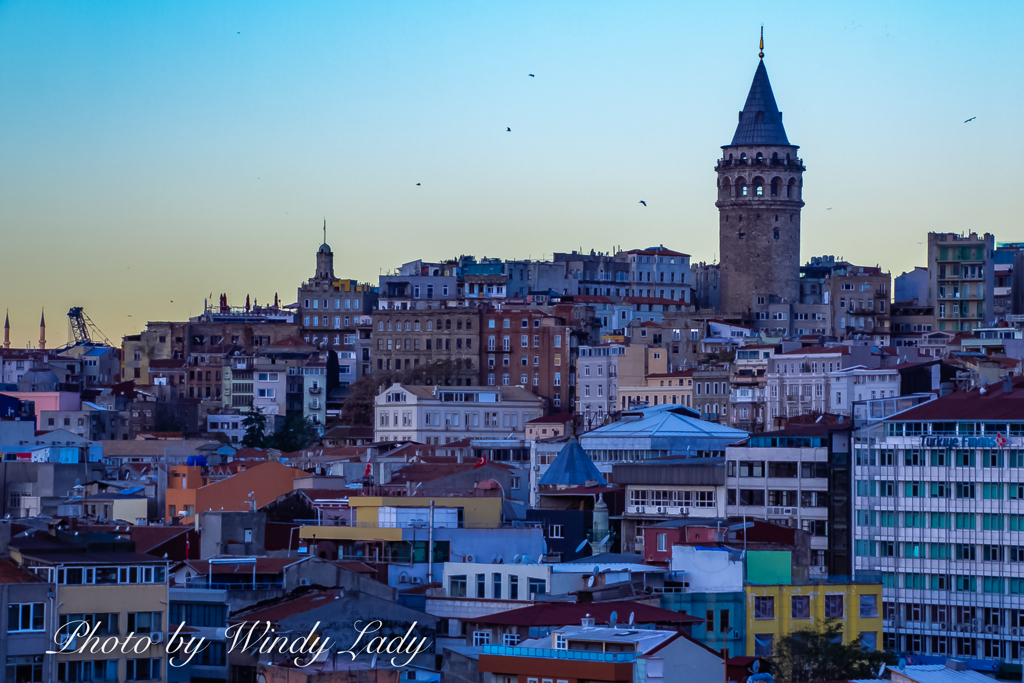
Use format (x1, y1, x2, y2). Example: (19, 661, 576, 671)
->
(318, 243, 332, 254)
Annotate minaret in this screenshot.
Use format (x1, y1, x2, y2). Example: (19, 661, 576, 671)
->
(3, 310, 10, 349)
(589, 493, 609, 555)
(38, 309, 46, 351)
(716, 30, 804, 315)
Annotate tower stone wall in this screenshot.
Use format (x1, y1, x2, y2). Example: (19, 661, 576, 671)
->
(717, 58, 804, 315)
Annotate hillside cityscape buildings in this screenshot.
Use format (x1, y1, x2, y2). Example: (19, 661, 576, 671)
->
(2, 45, 1023, 683)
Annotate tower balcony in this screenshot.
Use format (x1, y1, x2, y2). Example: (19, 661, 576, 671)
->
(716, 156, 804, 171)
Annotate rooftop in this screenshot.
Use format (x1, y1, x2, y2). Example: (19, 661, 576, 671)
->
(474, 601, 701, 627)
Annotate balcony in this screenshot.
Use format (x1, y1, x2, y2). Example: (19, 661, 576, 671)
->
(308, 386, 322, 395)
(308, 402, 321, 410)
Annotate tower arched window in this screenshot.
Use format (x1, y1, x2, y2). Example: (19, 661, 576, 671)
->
(787, 178, 797, 198)
(738, 178, 748, 197)
(770, 178, 781, 197)
(772, 152, 779, 163)
(445, 319, 452, 330)
(753, 177, 765, 197)
(720, 178, 731, 200)
(774, 229, 780, 240)
(740, 153, 747, 163)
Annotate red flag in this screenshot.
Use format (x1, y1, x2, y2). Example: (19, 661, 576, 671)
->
(997, 433, 1008, 448)
(364, 462, 372, 476)
(472, 456, 487, 469)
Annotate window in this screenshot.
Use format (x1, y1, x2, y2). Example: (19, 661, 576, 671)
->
(791, 595, 810, 619)
(754, 633, 774, 657)
(493, 573, 502, 600)
(509, 574, 519, 600)
(6, 656, 44, 683)
(503, 633, 520, 646)
(476, 574, 486, 598)
(754, 596, 774, 619)
(57, 661, 118, 683)
(554, 633, 567, 649)
(657, 533, 667, 552)
(7, 603, 44, 632)
(449, 575, 467, 598)
(127, 612, 161, 634)
(825, 595, 844, 618)
(528, 578, 546, 596)
(126, 658, 160, 681)
(859, 594, 878, 618)
(547, 525, 564, 539)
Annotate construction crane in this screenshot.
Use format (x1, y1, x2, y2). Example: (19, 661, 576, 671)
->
(67, 307, 111, 346)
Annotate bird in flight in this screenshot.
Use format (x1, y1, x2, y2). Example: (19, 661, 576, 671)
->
(826, 207, 833, 210)
(639, 200, 647, 207)
(506, 127, 511, 132)
(170, 300, 174, 303)
(416, 183, 421, 186)
(528, 74, 535, 77)
(964, 117, 976, 123)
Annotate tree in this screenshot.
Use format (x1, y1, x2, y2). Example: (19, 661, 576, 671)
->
(267, 411, 320, 452)
(772, 618, 895, 682)
(240, 405, 267, 447)
(326, 349, 340, 396)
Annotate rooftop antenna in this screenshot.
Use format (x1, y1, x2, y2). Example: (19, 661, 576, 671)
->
(323, 218, 326, 245)
(759, 25, 764, 59)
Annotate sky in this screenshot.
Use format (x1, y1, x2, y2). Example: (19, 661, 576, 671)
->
(1, 0, 1022, 348)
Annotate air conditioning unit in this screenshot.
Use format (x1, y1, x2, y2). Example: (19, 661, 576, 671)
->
(412, 577, 423, 585)
(466, 555, 474, 562)
(533, 465, 540, 471)
(657, 507, 665, 513)
(299, 578, 311, 586)
(986, 625, 996, 634)
(939, 623, 946, 630)
(1013, 627, 1020, 636)
(151, 632, 164, 644)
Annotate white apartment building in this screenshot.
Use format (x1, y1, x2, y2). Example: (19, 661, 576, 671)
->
(374, 383, 544, 444)
(623, 247, 692, 302)
(765, 345, 874, 423)
(853, 378, 1024, 664)
(575, 343, 625, 431)
(829, 366, 901, 415)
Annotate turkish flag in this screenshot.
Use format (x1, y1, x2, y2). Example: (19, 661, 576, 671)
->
(365, 462, 372, 476)
(472, 456, 487, 469)
(997, 433, 1008, 448)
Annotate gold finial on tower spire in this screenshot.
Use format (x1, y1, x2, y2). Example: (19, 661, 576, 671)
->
(759, 26, 764, 59)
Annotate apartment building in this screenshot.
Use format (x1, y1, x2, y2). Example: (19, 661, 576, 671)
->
(481, 306, 581, 412)
(0, 545, 54, 683)
(928, 232, 996, 332)
(297, 242, 378, 354)
(853, 376, 1024, 664)
(726, 420, 854, 575)
(576, 342, 626, 430)
(728, 344, 779, 433)
(828, 264, 892, 344)
(371, 307, 482, 386)
(765, 346, 862, 423)
(374, 383, 544, 444)
(17, 549, 170, 683)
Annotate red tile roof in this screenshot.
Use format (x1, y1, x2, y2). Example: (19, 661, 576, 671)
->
(474, 601, 701, 627)
(888, 377, 1024, 421)
(130, 527, 191, 553)
(232, 589, 342, 623)
(0, 560, 43, 584)
(568, 295, 615, 304)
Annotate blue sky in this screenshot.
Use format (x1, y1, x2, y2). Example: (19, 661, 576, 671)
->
(1, 0, 1021, 345)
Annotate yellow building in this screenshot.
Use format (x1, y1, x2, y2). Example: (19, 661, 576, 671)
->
(745, 581, 884, 657)
(16, 550, 170, 683)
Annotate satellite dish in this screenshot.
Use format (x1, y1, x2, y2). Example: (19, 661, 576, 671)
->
(593, 565, 600, 574)
(370, 653, 378, 669)
(897, 658, 907, 671)
(576, 540, 588, 553)
(599, 534, 611, 548)
(609, 611, 618, 628)
(752, 660, 760, 674)
(628, 612, 635, 626)
(587, 575, 595, 587)
(877, 662, 886, 678)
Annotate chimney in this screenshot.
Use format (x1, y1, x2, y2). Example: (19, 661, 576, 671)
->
(939, 382, 954, 398)
(1003, 376, 1013, 394)
(581, 614, 595, 628)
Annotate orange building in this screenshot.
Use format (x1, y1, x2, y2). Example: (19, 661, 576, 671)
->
(166, 461, 310, 524)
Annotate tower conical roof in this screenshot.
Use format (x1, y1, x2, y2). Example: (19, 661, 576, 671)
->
(730, 60, 790, 146)
(539, 439, 607, 487)
(4, 310, 8, 329)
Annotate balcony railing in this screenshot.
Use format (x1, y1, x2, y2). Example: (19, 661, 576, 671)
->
(482, 645, 636, 663)
(308, 386, 321, 395)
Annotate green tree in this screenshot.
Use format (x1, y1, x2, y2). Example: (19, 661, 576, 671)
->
(773, 618, 895, 682)
(240, 405, 267, 447)
(267, 411, 320, 452)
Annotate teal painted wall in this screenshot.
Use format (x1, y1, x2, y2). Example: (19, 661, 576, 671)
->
(659, 590, 745, 656)
(746, 550, 792, 585)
